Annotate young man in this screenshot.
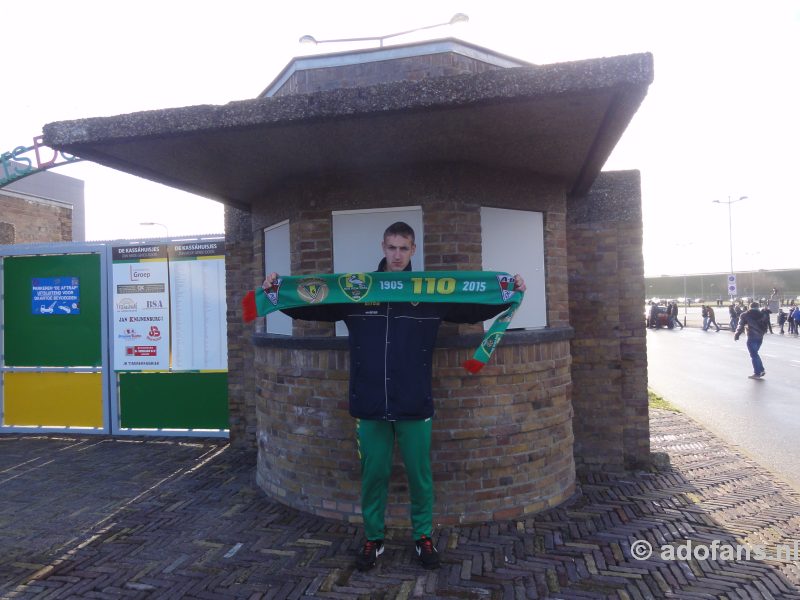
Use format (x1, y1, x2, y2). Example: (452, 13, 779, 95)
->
(734, 301, 768, 379)
(706, 304, 721, 331)
(262, 221, 526, 571)
(668, 302, 683, 329)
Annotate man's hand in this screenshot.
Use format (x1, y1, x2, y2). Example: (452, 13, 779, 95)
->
(262, 272, 279, 290)
(734, 333, 740, 341)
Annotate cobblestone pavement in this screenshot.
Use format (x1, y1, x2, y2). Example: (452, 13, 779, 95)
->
(2, 410, 800, 599)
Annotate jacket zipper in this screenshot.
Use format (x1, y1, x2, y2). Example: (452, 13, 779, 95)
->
(384, 303, 390, 419)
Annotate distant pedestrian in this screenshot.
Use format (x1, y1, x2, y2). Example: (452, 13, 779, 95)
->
(777, 308, 788, 334)
(728, 303, 738, 331)
(734, 301, 769, 379)
(793, 306, 800, 336)
(648, 301, 659, 328)
(706, 305, 721, 332)
(669, 302, 683, 329)
(761, 306, 773, 334)
(735, 301, 745, 323)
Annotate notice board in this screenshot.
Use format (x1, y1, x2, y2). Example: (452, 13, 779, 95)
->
(3, 253, 101, 367)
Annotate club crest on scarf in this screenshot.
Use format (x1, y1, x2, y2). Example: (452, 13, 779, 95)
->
(297, 278, 329, 304)
(496, 275, 516, 302)
(338, 273, 372, 302)
(479, 332, 503, 356)
(265, 278, 283, 306)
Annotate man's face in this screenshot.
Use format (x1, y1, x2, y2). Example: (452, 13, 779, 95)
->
(382, 234, 416, 272)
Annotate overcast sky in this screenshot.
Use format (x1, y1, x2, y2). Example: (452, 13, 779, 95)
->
(4, 0, 798, 276)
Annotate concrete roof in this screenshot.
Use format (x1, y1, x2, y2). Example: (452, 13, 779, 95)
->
(42, 52, 653, 211)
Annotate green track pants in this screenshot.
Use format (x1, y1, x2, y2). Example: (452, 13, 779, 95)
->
(356, 418, 433, 541)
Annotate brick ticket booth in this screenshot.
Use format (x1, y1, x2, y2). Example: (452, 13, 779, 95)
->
(44, 39, 653, 528)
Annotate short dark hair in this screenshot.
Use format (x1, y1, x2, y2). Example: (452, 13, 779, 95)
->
(383, 221, 415, 243)
(750, 301, 759, 309)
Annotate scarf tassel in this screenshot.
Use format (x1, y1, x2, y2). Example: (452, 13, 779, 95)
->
(462, 358, 486, 374)
(242, 290, 258, 323)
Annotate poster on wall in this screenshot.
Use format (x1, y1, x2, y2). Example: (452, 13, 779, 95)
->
(112, 244, 170, 371)
(168, 241, 227, 371)
(31, 277, 80, 315)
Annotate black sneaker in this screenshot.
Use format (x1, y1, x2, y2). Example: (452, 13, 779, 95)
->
(415, 535, 441, 570)
(356, 539, 384, 571)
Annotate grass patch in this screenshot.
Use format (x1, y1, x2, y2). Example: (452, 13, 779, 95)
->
(648, 389, 680, 412)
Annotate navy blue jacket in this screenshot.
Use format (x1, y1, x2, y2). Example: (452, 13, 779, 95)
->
(282, 263, 509, 420)
(735, 308, 768, 340)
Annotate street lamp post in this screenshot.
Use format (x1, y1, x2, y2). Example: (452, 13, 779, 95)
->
(743, 251, 762, 301)
(675, 239, 694, 326)
(139, 222, 169, 237)
(712, 195, 748, 298)
(299, 13, 469, 48)
(675, 242, 694, 327)
(683, 274, 688, 326)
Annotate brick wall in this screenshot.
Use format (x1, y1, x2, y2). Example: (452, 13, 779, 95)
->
(272, 52, 507, 97)
(255, 336, 575, 526)
(430, 339, 575, 522)
(423, 198, 483, 337)
(225, 205, 259, 446)
(0, 222, 14, 244)
(243, 163, 578, 526)
(290, 210, 334, 337)
(0, 193, 72, 244)
(567, 170, 649, 471)
(546, 211, 570, 328)
(234, 163, 648, 526)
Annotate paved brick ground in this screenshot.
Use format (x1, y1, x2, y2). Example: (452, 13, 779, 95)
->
(2, 410, 800, 599)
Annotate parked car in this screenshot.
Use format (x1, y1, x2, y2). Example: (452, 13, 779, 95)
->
(646, 302, 671, 328)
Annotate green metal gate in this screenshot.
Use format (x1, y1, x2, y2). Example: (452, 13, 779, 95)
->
(1, 245, 109, 433)
(1, 239, 228, 437)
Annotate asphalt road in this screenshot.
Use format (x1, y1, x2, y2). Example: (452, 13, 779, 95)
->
(647, 321, 800, 490)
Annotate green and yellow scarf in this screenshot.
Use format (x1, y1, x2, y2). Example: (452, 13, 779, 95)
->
(243, 271, 523, 373)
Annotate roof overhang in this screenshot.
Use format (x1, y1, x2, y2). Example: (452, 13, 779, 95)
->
(43, 52, 653, 211)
